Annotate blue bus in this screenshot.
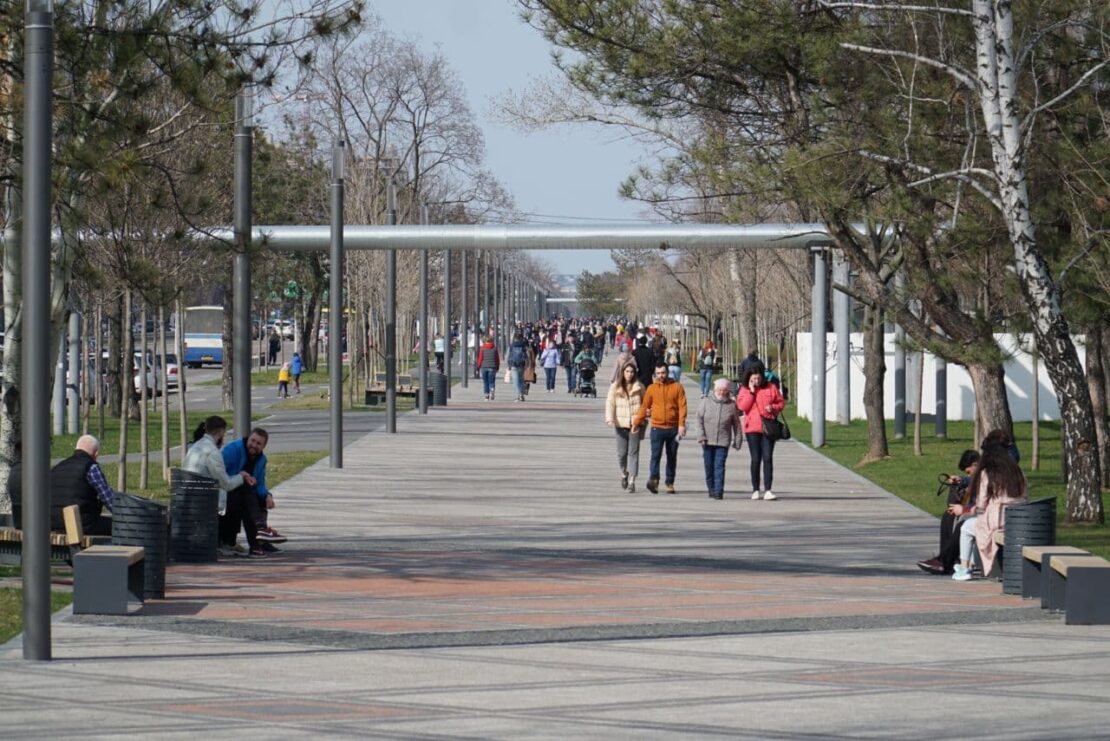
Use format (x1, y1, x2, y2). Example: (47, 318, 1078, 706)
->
(183, 305, 224, 367)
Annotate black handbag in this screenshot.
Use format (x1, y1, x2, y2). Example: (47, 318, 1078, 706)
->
(762, 414, 790, 441)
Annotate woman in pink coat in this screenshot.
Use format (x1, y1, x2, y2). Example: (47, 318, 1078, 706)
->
(952, 443, 1027, 581)
(736, 361, 786, 501)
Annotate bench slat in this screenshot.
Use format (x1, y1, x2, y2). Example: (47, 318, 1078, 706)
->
(80, 545, 144, 566)
(1021, 545, 1087, 563)
(1051, 555, 1110, 577)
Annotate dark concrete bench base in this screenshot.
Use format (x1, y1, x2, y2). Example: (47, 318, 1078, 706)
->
(1021, 545, 1088, 601)
(73, 545, 146, 615)
(1045, 556, 1110, 625)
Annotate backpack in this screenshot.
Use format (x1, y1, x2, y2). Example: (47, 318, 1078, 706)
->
(509, 343, 527, 368)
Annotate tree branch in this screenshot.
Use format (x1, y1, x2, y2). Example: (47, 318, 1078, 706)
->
(840, 42, 977, 90)
(1022, 58, 1109, 134)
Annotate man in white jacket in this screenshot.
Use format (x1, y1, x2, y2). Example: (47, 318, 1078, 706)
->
(182, 416, 256, 530)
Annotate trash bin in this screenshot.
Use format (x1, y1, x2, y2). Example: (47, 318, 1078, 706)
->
(169, 468, 219, 563)
(1002, 496, 1056, 595)
(111, 493, 168, 599)
(431, 371, 448, 407)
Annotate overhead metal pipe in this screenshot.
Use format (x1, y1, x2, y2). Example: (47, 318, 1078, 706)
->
(191, 223, 842, 252)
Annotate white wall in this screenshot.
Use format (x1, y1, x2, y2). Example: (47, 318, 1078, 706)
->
(795, 333, 1088, 422)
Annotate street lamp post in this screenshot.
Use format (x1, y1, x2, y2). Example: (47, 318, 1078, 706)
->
(418, 204, 429, 414)
(385, 176, 397, 433)
(329, 141, 345, 466)
(233, 87, 254, 441)
(22, 0, 55, 662)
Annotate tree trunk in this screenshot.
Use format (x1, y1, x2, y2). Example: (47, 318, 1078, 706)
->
(973, 0, 1102, 523)
(861, 303, 888, 462)
(221, 289, 233, 410)
(1086, 327, 1109, 488)
(159, 305, 171, 482)
(0, 180, 21, 517)
(175, 297, 189, 463)
(138, 305, 149, 489)
(966, 361, 1013, 441)
(118, 288, 133, 491)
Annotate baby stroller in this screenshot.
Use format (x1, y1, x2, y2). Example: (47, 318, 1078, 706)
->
(575, 357, 599, 398)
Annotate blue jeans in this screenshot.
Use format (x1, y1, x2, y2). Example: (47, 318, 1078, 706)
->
(565, 366, 577, 391)
(511, 367, 525, 396)
(702, 444, 729, 495)
(700, 368, 714, 396)
(481, 368, 496, 396)
(649, 427, 680, 485)
(745, 432, 776, 492)
(668, 365, 681, 381)
(544, 367, 557, 390)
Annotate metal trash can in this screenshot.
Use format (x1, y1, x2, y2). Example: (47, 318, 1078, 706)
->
(111, 493, 168, 599)
(169, 468, 219, 563)
(1002, 496, 1056, 595)
(431, 371, 448, 407)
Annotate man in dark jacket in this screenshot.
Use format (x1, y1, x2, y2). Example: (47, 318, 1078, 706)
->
(49, 435, 116, 536)
(632, 335, 655, 389)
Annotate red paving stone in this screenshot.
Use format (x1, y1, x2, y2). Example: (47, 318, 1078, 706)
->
(147, 548, 1030, 637)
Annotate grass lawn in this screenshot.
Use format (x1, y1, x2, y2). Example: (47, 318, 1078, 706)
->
(51, 410, 232, 459)
(0, 589, 73, 645)
(783, 406, 1110, 559)
(100, 449, 329, 504)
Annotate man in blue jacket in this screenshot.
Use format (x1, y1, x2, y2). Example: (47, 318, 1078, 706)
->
(220, 427, 286, 556)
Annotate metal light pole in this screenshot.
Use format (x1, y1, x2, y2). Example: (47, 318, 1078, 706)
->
(67, 311, 81, 434)
(418, 204, 429, 414)
(22, 0, 55, 662)
(443, 237, 452, 398)
(385, 177, 397, 433)
(329, 141, 345, 467)
(52, 333, 65, 435)
(893, 271, 906, 440)
(233, 88, 254, 440)
(460, 249, 469, 388)
(810, 245, 828, 448)
(833, 253, 851, 425)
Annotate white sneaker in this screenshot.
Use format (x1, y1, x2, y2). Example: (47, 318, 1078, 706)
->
(751, 491, 761, 500)
(763, 491, 777, 501)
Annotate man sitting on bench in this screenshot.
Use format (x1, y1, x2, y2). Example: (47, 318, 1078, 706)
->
(49, 435, 118, 537)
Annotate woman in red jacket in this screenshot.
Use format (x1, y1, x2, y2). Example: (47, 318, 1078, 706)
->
(736, 361, 785, 501)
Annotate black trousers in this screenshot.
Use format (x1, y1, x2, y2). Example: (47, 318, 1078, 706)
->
(219, 487, 260, 548)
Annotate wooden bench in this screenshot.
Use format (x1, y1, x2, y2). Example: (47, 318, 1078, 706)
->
(1021, 545, 1089, 601)
(1045, 555, 1110, 624)
(365, 374, 427, 404)
(0, 505, 108, 566)
(72, 545, 145, 615)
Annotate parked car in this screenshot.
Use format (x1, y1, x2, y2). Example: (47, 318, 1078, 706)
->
(85, 352, 175, 399)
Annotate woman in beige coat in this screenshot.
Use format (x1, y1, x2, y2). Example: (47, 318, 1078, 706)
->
(605, 362, 645, 492)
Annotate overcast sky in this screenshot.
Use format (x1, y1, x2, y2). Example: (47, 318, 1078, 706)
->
(370, 0, 649, 275)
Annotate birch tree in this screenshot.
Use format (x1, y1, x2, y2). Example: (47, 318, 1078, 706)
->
(819, 0, 1105, 520)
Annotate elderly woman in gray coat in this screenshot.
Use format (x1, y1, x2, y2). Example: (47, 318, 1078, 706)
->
(696, 377, 742, 500)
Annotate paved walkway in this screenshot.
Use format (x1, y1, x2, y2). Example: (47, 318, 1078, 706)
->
(4, 357, 1109, 737)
